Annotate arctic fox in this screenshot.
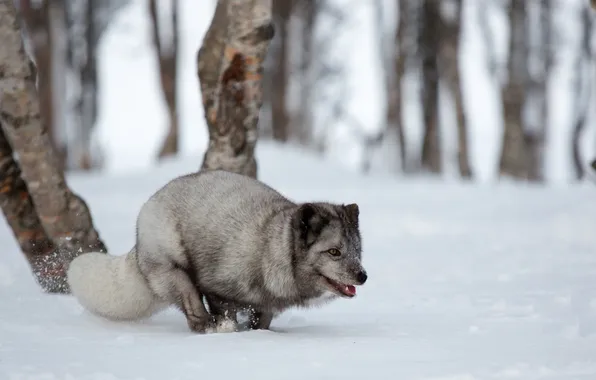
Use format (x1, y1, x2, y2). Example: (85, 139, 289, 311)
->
(67, 170, 367, 333)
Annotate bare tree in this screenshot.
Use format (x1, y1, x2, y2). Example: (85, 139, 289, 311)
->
(380, 0, 411, 172)
(63, 0, 125, 171)
(0, 0, 107, 293)
(499, 1, 531, 180)
(294, 0, 316, 145)
(524, 0, 552, 181)
(73, 0, 101, 169)
(571, 2, 593, 180)
(197, 0, 274, 178)
(150, 0, 180, 159)
(439, 0, 472, 179)
(268, 0, 292, 142)
(419, 0, 441, 174)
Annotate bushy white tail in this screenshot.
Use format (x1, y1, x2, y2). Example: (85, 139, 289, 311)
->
(67, 248, 164, 321)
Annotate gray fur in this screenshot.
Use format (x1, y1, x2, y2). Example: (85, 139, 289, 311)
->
(67, 170, 367, 333)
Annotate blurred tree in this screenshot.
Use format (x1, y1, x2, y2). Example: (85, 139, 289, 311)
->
(294, 0, 316, 145)
(197, 0, 274, 178)
(63, 0, 125, 171)
(571, 2, 593, 180)
(478, 0, 499, 78)
(438, 0, 472, 179)
(384, 0, 416, 173)
(499, 1, 531, 180)
(262, 0, 318, 145)
(0, 0, 107, 293)
(269, 0, 292, 142)
(68, 0, 102, 169)
(525, 0, 552, 181)
(419, 0, 441, 174)
(150, 0, 180, 160)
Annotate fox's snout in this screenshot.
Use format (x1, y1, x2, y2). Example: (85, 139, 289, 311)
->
(355, 269, 367, 285)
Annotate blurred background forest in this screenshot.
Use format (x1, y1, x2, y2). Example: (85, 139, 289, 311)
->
(13, 0, 596, 184)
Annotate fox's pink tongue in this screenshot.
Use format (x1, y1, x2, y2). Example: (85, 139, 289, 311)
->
(346, 285, 356, 296)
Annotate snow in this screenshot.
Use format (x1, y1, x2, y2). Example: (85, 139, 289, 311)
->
(2, 144, 596, 379)
(2, 0, 596, 379)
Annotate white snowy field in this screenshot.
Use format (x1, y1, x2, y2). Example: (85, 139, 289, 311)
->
(1, 144, 596, 380)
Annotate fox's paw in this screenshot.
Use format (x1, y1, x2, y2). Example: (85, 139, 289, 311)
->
(186, 315, 216, 334)
(214, 317, 238, 333)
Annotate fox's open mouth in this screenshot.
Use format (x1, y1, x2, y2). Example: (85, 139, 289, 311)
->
(321, 275, 357, 298)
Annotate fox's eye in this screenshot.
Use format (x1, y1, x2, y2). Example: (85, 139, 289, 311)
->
(327, 248, 341, 257)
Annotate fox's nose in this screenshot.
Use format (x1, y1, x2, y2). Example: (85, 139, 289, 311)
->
(356, 270, 367, 285)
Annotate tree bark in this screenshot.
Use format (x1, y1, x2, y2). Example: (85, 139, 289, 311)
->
(0, 124, 65, 292)
(438, 0, 472, 179)
(0, 0, 107, 293)
(197, 0, 274, 178)
(499, 1, 531, 180)
(419, 0, 441, 174)
(18, 0, 60, 167)
(151, 0, 180, 159)
(269, 0, 291, 143)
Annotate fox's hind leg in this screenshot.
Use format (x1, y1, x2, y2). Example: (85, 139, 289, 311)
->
(135, 209, 215, 333)
(205, 295, 238, 333)
(143, 265, 214, 333)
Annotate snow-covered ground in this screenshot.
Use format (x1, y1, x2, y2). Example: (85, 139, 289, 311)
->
(2, 144, 596, 380)
(2, 0, 596, 379)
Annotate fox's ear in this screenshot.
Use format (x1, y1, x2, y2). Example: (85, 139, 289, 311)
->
(343, 203, 359, 226)
(294, 203, 328, 246)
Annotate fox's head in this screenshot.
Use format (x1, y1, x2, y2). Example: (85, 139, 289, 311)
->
(291, 202, 367, 299)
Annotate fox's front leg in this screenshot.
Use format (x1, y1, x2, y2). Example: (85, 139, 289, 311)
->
(205, 295, 239, 333)
(248, 309, 274, 330)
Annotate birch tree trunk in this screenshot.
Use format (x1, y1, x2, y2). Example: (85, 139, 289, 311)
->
(0, 0, 107, 293)
(197, 0, 274, 178)
(0, 124, 61, 292)
(18, 0, 57, 164)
